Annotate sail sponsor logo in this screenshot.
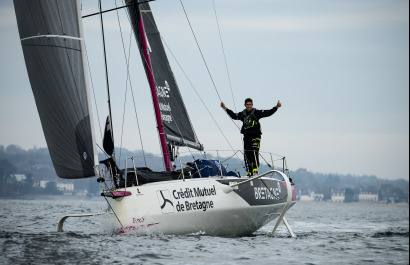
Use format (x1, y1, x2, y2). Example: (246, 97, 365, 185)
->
(157, 81, 172, 123)
(157, 190, 175, 214)
(254, 182, 282, 200)
(172, 186, 217, 213)
(157, 80, 170, 98)
(161, 114, 172, 123)
(173, 186, 217, 199)
(159, 102, 171, 112)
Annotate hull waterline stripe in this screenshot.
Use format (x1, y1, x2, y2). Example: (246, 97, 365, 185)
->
(21, 35, 82, 42)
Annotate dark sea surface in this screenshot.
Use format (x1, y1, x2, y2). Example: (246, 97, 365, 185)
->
(0, 199, 408, 265)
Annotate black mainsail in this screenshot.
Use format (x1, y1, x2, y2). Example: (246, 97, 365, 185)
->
(14, 0, 98, 179)
(126, 1, 203, 157)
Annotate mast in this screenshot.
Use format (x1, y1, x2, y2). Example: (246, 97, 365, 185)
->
(136, 5, 172, 171)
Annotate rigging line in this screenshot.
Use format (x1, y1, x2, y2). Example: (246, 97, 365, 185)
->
(163, 35, 244, 167)
(128, 47, 148, 167)
(163, 38, 237, 155)
(142, 6, 241, 162)
(102, 196, 124, 228)
(139, 7, 203, 160)
(82, 0, 155, 18)
(179, 0, 222, 102)
(260, 150, 286, 158)
(123, 1, 176, 168)
(212, 0, 237, 113)
(220, 150, 242, 164)
(114, 0, 129, 166)
(119, 90, 128, 167)
(98, 0, 115, 157)
(259, 152, 273, 168)
(132, 4, 205, 159)
(81, 0, 101, 138)
(140, 8, 242, 136)
(84, 42, 104, 141)
(144, 51, 199, 162)
(127, 2, 170, 170)
(96, 143, 108, 157)
(121, 0, 148, 167)
(211, 0, 242, 146)
(132, 5, 201, 164)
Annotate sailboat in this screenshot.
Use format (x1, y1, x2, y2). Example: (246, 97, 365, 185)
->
(13, 0, 296, 237)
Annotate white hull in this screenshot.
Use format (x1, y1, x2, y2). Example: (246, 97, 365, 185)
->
(107, 172, 296, 236)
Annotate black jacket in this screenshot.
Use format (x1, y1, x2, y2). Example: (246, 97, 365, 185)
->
(226, 107, 278, 137)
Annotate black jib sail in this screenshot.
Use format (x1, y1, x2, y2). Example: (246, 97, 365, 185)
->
(103, 116, 114, 157)
(126, 1, 203, 151)
(13, 0, 98, 179)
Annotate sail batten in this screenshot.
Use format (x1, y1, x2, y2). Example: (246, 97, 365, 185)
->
(21, 35, 83, 41)
(14, 0, 98, 179)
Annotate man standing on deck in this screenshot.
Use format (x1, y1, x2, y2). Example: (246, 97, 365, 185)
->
(221, 98, 281, 177)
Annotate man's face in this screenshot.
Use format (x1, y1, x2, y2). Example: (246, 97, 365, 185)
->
(245, 102, 253, 112)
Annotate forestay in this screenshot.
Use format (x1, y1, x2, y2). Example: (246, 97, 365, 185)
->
(13, 0, 98, 179)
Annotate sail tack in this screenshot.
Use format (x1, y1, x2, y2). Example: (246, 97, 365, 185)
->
(14, 0, 98, 179)
(127, 1, 203, 151)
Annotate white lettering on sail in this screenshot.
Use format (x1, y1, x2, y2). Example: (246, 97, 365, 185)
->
(157, 80, 170, 98)
(159, 103, 171, 112)
(162, 114, 172, 123)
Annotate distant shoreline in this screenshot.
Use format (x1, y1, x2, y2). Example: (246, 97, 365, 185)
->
(0, 194, 104, 201)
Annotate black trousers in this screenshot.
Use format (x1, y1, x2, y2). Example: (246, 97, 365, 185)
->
(243, 135, 261, 174)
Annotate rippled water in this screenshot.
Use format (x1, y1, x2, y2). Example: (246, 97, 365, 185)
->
(0, 199, 408, 264)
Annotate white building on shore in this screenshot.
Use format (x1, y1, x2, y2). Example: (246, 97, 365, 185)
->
(359, 192, 378, 202)
(299, 192, 324, 202)
(331, 192, 345, 202)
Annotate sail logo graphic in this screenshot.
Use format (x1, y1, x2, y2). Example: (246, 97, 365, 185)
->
(157, 81, 170, 98)
(83, 152, 87, 160)
(159, 102, 171, 112)
(158, 81, 173, 123)
(156, 190, 175, 214)
(161, 114, 173, 123)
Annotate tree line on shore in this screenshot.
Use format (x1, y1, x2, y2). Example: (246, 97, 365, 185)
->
(1, 144, 408, 202)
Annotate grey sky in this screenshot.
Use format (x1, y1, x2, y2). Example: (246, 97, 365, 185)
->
(0, 0, 408, 180)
